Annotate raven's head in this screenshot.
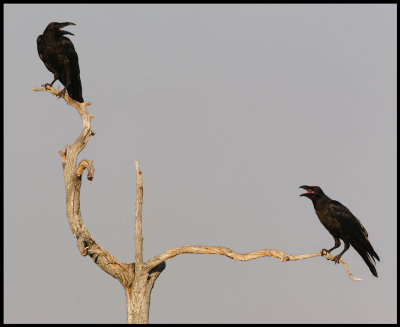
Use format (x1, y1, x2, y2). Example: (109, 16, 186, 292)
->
(299, 185, 324, 199)
(44, 22, 75, 36)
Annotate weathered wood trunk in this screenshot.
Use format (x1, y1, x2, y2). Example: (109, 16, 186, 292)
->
(125, 263, 165, 324)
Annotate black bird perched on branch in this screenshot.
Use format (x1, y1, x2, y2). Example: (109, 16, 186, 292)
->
(299, 185, 380, 277)
(37, 22, 84, 102)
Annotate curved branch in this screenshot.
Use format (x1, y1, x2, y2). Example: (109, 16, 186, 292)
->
(143, 245, 362, 282)
(319, 250, 362, 281)
(33, 85, 94, 155)
(33, 85, 132, 286)
(77, 159, 95, 182)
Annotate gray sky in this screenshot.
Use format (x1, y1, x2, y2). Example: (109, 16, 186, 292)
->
(4, 4, 396, 323)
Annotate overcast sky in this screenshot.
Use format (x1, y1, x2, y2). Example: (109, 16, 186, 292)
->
(4, 4, 396, 323)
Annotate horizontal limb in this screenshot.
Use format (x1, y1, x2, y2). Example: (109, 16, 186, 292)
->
(143, 245, 362, 282)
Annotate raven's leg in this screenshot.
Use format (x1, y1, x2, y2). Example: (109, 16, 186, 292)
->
(321, 236, 341, 256)
(56, 86, 68, 99)
(42, 75, 59, 89)
(56, 69, 71, 99)
(332, 240, 350, 264)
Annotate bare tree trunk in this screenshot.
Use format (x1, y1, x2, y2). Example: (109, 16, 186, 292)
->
(125, 262, 165, 324)
(33, 85, 362, 324)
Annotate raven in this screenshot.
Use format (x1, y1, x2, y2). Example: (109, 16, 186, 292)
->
(37, 22, 83, 102)
(299, 185, 380, 277)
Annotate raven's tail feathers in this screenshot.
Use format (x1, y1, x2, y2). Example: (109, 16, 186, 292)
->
(352, 241, 379, 277)
(67, 75, 83, 103)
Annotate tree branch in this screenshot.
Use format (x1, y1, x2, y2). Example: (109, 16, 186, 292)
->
(143, 245, 362, 282)
(134, 161, 144, 269)
(33, 85, 132, 286)
(76, 159, 95, 183)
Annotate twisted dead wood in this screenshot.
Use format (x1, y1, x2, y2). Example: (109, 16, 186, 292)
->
(143, 246, 361, 282)
(33, 85, 133, 286)
(33, 84, 362, 323)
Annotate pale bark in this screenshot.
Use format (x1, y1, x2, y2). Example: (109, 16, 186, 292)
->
(33, 85, 362, 323)
(143, 245, 362, 282)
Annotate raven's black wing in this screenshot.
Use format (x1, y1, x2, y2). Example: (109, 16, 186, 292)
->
(37, 35, 58, 78)
(59, 37, 83, 102)
(329, 200, 368, 237)
(329, 200, 380, 277)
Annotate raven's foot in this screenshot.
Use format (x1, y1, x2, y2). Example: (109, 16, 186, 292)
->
(56, 88, 67, 99)
(332, 255, 342, 264)
(320, 249, 330, 256)
(41, 83, 53, 90)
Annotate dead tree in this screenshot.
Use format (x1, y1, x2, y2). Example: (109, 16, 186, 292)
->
(33, 86, 362, 324)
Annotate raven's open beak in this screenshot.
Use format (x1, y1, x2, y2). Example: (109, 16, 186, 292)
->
(299, 185, 314, 196)
(59, 22, 75, 35)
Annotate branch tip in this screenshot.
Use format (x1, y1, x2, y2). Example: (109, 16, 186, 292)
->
(76, 159, 95, 182)
(58, 150, 66, 158)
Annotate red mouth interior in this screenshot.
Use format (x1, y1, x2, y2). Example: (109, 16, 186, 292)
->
(306, 189, 314, 194)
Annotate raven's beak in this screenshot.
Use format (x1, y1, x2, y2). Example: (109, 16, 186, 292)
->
(299, 185, 313, 196)
(60, 22, 75, 27)
(59, 22, 75, 35)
